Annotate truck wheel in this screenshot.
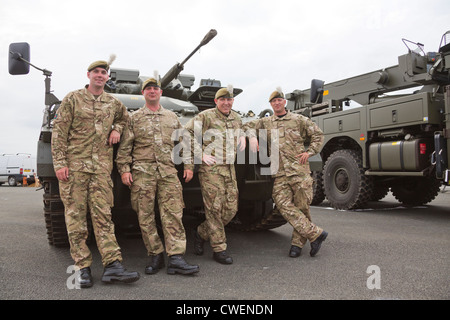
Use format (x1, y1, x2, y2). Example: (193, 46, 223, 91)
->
(311, 171, 325, 205)
(323, 150, 373, 210)
(391, 177, 440, 206)
(370, 185, 389, 201)
(8, 176, 17, 186)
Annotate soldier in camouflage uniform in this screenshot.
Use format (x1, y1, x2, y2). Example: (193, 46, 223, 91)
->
(116, 76, 199, 275)
(184, 85, 246, 264)
(51, 59, 140, 288)
(245, 87, 328, 258)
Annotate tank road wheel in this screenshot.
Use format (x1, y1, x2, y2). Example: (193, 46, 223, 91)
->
(228, 199, 287, 231)
(323, 150, 373, 210)
(311, 170, 325, 205)
(391, 177, 441, 206)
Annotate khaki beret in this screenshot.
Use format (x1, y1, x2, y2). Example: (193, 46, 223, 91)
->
(87, 60, 109, 72)
(87, 54, 116, 72)
(269, 87, 284, 102)
(215, 85, 234, 99)
(142, 77, 161, 91)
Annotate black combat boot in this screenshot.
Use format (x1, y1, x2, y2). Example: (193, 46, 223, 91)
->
(213, 251, 233, 264)
(77, 267, 93, 288)
(310, 231, 328, 257)
(193, 229, 205, 255)
(167, 255, 199, 275)
(145, 253, 165, 274)
(289, 245, 302, 258)
(101, 260, 140, 284)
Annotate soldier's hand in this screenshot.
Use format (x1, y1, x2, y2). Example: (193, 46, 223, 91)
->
(55, 167, 69, 182)
(238, 136, 246, 152)
(296, 152, 310, 165)
(249, 137, 259, 153)
(202, 154, 217, 166)
(108, 129, 121, 146)
(184, 169, 193, 183)
(121, 172, 133, 186)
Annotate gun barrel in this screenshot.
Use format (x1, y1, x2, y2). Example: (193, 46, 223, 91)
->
(160, 29, 217, 88)
(160, 64, 184, 89)
(180, 29, 217, 66)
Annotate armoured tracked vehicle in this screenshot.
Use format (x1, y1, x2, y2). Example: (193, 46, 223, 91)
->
(9, 30, 286, 246)
(286, 31, 450, 210)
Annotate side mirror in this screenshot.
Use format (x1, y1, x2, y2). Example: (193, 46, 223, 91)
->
(310, 79, 324, 104)
(9, 42, 30, 75)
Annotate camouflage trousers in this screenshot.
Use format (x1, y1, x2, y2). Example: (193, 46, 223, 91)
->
(59, 171, 122, 269)
(198, 170, 238, 252)
(272, 173, 322, 246)
(130, 170, 186, 256)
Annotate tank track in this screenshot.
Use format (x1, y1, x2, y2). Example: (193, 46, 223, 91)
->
(240, 207, 287, 231)
(42, 178, 287, 246)
(42, 178, 93, 247)
(228, 200, 287, 231)
(43, 178, 69, 247)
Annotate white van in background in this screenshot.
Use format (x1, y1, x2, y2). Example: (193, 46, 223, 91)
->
(0, 153, 37, 186)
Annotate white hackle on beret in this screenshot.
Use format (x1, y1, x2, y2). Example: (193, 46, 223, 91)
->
(227, 84, 233, 96)
(107, 54, 116, 67)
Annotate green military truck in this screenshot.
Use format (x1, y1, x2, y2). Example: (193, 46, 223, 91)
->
(286, 31, 450, 210)
(8, 30, 285, 246)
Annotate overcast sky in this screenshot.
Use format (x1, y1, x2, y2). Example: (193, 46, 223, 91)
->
(1, 0, 449, 158)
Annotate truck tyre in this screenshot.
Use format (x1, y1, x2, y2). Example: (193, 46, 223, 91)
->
(391, 177, 441, 206)
(8, 176, 17, 186)
(311, 171, 325, 205)
(370, 185, 389, 201)
(323, 149, 373, 210)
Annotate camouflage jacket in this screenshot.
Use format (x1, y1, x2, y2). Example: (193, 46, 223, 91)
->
(244, 110, 324, 177)
(116, 105, 187, 177)
(51, 87, 129, 174)
(184, 107, 244, 176)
